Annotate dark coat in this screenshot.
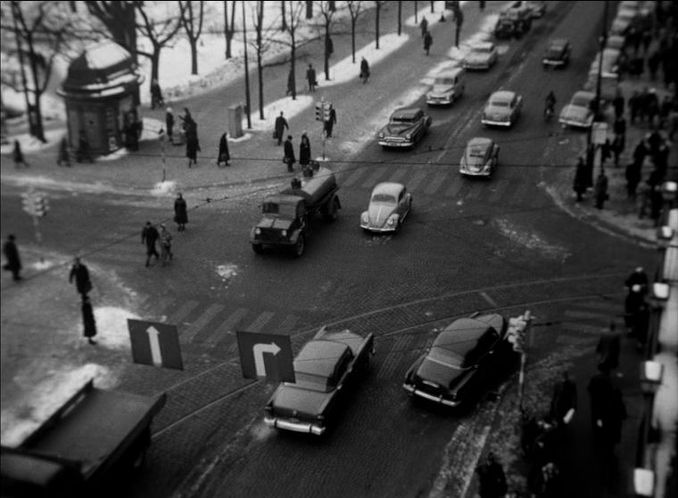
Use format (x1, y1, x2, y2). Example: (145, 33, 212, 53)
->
(307, 67, 317, 86)
(587, 372, 614, 425)
(174, 197, 188, 225)
(596, 332, 621, 371)
(69, 263, 92, 296)
(573, 162, 588, 194)
(550, 378, 578, 424)
(3, 240, 21, 272)
(186, 135, 200, 160)
(424, 31, 433, 51)
(325, 108, 337, 136)
(82, 300, 97, 338)
(142, 225, 159, 248)
(299, 138, 311, 165)
(274, 116, 288, 138)
(218, 133, 230, 162)
(476, 458, 507, 498)
(13, 142, 23, 163)
(283, 139, 296, 164)
(360, 59, 370, 78)
(166, 112, 175, 136)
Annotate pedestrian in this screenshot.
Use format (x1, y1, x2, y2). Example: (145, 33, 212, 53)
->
(77, 130, 93, 163)
(324, 104, 337, 138)
(165, 107, 175, 143)
(2, 234, 22, 282)
(604, 387, 627, 453)
(274, 111, 289, 146)
(306, 63, 317, 93)
(613, 116, 626, 155)
(573, 157, 588, 202)
(124, 112, 141, 152)
(587, 367, 614, 434)
(613, 90, 625, 119)
(141, 221, 160, 267)
(217, 132, 230, 167)
(299, 132, 311, 169)
(612, 134, 623, 167)
(420, 16, 428, 38)
(283, 135, 296, 172)
(286, 68, 295, 96)
(633, 301, 651, 350)
(596, 322, 622, 374)
(174, 193, 188, 232)
(360, 57, 370, 84)
(423, 30, 433, 56)
(69, 257, 92, 299)
(625, 161, 642, 198)
(81, 295, 97, 345)
(159, 224, 173, 266)
(150, 79, 164, 109)
(648, 50, 661, 81)
(13, 140, 28, 168)
(186, 132, 200, 168)
(549, 371, 577, 429)
(594, 169, 609, 209)
(629, 91, 641, 124)
(601, 139, 612, 166)
(475, 452, 508, 498)
(57, 137, 71, 167)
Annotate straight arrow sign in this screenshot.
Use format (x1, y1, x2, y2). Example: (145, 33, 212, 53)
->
(253, 342, 281, 376)
(146, 326, 163, 367)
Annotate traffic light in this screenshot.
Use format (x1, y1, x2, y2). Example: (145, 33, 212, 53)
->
(21, 191, 49, 218)
(33, 194, 48, 217)
(315, 102, 323, 122)
(507, 315, 528, 354)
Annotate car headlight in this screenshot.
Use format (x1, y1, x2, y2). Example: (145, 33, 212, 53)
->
(281, 229, 287, 237)
(387, 215, 399, 226)
(405, 133, 412, 140)
(378, 132, 384, 138)
(255, 228, 261, 235)
(361, 212, 369, 223)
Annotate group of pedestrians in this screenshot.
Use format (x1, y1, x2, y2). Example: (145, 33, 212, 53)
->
(420, 16, 434, 56)
(140, 192, 188, 267)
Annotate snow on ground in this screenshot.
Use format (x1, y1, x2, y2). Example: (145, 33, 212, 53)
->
(0, 363, 116, 447)
(494, 218, 572, 261)
(0, 128, 66, 155)
(88, 306, 138, 350)
(240, 95, 314, 133)
(151, 180, 179, 196)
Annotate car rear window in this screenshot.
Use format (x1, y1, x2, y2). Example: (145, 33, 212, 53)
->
(571, 94, 592, 107)
(468, 146, 486, 158)
(434, 77, 455, 85)
(371, 193, 397, 204)
(490, 99, 510, 107)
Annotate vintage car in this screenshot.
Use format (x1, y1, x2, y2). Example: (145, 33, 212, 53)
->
(459, 138, 499, 177)
(607, 34, 626, 51)
(462, 42, 498, 71)
(524, 1, 547, 18)
(495, 3, 531, 39)
(426, 67, 466, 106)
(403, 313, 518, 408)
(378, 107, 432, 148)
(264, 327, 374, 436)
(559, 90, 595, 129)
(542, 38, 571, 69)
(360, 182, 412, 233)
(481, 91, 523, 127)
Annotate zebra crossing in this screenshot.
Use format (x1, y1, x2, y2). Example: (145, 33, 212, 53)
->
(547, 298, 624, 346)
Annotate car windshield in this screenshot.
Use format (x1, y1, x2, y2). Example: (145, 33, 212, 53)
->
(289, 372, 330, 392)
(428, 346, 463, 369)
(490, 99, 510, 107)
(468, 146, 487, 158)
(472, 46, 492, 54)
(371, 193, 397, 204)
(547, 46, 564, 57)
(262, 202, 297, 218)
(391, 115, 415, 123)
(571, 95, 592, 108)
(434, 77, 454, 85)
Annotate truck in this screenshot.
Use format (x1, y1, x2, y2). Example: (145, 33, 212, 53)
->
(0, 380, 166, 498)
(250, 163, 341, 257)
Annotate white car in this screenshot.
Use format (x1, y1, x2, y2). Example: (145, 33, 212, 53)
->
(360, 182, 412, 233)
(463, 42, 498, 71)
(559, 91, 595, 129)
(426, 67, 465, 106)
(481, 91, 523, 127)
(459, 138, 499, 177)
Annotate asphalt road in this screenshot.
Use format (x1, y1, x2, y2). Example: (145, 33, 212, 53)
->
(0, 2, 655, 497)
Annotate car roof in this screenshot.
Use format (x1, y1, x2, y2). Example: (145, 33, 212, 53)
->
(392, 107, 421, 119)
(470, 41, 494, 50)
(435, 66, 464, 78)
(573, 90, 595, 101)
(467, 137, 492, 148)
(490, 91, 516, 101)
(548, 38, 569, 48)
(294, 340, 348, 378)
(432, 315, 503, 357)
(264, 194, 304, 206)
(372, 182, 404, 196)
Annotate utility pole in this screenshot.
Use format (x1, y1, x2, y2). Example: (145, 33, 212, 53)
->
(242, 0, 252, 129)
(587, 0, 609, 181)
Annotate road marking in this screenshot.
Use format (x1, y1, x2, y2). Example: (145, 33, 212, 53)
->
(407, 170, 429, 192)
(478, 291, 498, 307)
(563, 309, 616, 321)
(343, 168, 367, 187)
(423, 172, 449, 196)
(183, 304, 226, 342)
(363, 167, 388, 190)
(388, 166, 410, 184)
(245, 311, 276, 333)
(277, 314, 299, 334)
(445, 178, 466, 197)
(167, 300, 200, 325)
(205, 307, 249, 346)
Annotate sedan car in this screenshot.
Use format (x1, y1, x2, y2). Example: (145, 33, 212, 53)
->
(378, 107, 432, 147)
(524, 1, 546, 18)
(426, 67, 465, 105)
(360, 182, 412, 233)
(542, 38, 571, 69)
(264, 326, 374, 436)
(559, 90, 595, 129)
(403, 313, 517, 408)
(481, 91, 523, 127)
(459, 138, 499, 177)
(462, 42, 498, 71)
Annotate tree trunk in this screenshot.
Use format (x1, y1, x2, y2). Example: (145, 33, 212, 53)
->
(324, 22, 330, 80)
(290, 32, 296, 100)
(281, 1, 287, 31)
(256, 1, 264, 120)
(190, 40, 198, 74)
(414, 1, 418, 24)
(398, 1, 402, 36)
(430, 1, 434, 13)
(329, 1, 336, 12)
(151, 49, 161, 85)
(351, 18, 356, 63)
(376, 5, 380, 49)
(26, 34, 46, 142)
(305, 1, 312, 19)
(224, 0, 229, 58)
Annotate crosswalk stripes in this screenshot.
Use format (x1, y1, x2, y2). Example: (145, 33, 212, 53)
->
(423, 172, 450, 196)
(377, 334, 414, 379)
(205, 307, 249, 347)
(407, 170, 430, 192)
(167, 299, 200, 325)
(363, 167, 388, 189)
(389, 166, 411, 184)
(182, 303, 226, 342)
(246, 311, 276, 333)
(343, 168, 367, 188)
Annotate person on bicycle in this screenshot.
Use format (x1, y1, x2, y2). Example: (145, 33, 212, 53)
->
(545, 91, 557, 116)
(159, 225, 173, 266)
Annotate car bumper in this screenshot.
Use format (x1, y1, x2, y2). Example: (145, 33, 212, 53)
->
(378, 139, 414, 147)
(542, 59, 566, 67)
(463, 62, 491, 70)
(403, 384, 461, 407)
(481, 118, 512, 127)
(361, 222, 397, 232)
(460, 167, 491, 177)
(264, 416, 325, 436)
(426, 96, 454, 105)
(559, 118, 591, 129)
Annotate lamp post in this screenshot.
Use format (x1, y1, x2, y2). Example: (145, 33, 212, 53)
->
(242, 0, 252, 130)
(586, 0, 609, 180)
(635, 359, 664, 497)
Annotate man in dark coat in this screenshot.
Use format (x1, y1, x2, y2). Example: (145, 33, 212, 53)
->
(550, 371, 577, 428)
(299, 133, 311, 168)
(306, 64, 317, 92)
(274, 112, 289, 146)
(476, 452, 507, 498)
(573, 157, 588, 201)
(283, 135, 296, 172)
(174, 193, 188, 232)
(420, 16, 428, 37)
(423, 30, 433, 56)
(594, 169, 609, 209)
(166, 107, 175, 142)
(13, 140, 28, 168)
(325, 105, 337, 138)
(82, 295, 97, 345)
(587, 368, 614, 435)
(3, 234, 22, 281)
(141, 221, 160, 267)
(360, 57, 370, 83)
(625, 158, 642, 199)
(217, 132, 230, 167)
(186, 133, 200, 168)
(69, 257, 92, 299)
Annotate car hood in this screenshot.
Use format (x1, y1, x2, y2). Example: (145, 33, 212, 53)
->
(382, 122, 417, 136)
(271, 384, 331, 418)
(560, 105, 590, 122)
(429, 84, 454, 96)
(256, 217, 293, 230)
(367, 204, 395, 227)
(416, 357, 470, 391)
(465, 54, 490, 63)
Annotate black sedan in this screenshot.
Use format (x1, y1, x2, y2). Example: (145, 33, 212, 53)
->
(403, 313, 517, 408)
(542, 38, 571, 69)
(377, 107, 432, 148)
(264, 327, 374, 436)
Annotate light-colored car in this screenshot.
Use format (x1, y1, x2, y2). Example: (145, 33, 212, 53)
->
(360, 182, 412, 233)
(426, 67, 466, 105)
(462, 42, 498, 71)
(607, 34, 626, 51)
(481, 91, 523, 127)
(524, 1, 547, 18)
(590, 48, 621, 77)
(460, 138, 499, 177)
(542, 38, 571, 68)
(377, 107, 432, 148)
(559, 91, 595, 129)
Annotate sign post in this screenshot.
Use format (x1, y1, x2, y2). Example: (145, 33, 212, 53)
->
(507, 310, 532, 412)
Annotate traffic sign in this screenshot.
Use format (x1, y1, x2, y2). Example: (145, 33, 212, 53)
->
(592, 122, 608, 145)
(127, 319, 183, 370)
(236, 331, 294, 382)
(314, 100, 331, 122)
(21, 190, 49, 218)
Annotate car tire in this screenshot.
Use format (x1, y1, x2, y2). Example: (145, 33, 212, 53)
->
(293, 234, 305, 257)
(252, 244, 263, 254)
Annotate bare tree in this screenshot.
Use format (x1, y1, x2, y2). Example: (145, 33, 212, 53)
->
(346, 1, 363, 63)
(85, 1, 138, 63)
(414, 0, 418, 24)
(317, 2, 337, 81)
(430, 1, 435, 13)
(249, 1, 274, 120)
(281, 0, 304, 100)
(223, 0, 237, 59)
(136, 2, 182, 85)
(280, 1, 286, 31)
(3, 1, 75, 142)
(397, 1, 402, 36)
(305, 1, 313, 19)
(178, 0, 205, 75)
(375, 1, 385, 49)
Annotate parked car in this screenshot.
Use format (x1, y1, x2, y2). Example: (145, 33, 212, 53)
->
(264, 326, 375, 436)
(607, 34, 627, 51)
(524, 1, 547, 18)
(542, 38, 571, 69)
(426, 67, 466, 106)
(481, 91, 523, 127)
(495, 2, 532, 39)
(361, 182, 412, 233)
(403, 313, 518, 408)
(378, 107, 432, 148)
(462, 42, 498, 71)
(460, 138, 499, 177)
(559, 90, 595, 129)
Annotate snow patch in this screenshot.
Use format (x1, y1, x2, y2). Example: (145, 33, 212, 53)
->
(216, 264, 239, 285)
(250, 421, 275, 442)
(90, 306, 139, 350)
(0, 128, 66, 155)
(494, 218, 571, 261)
(151, 180, 178, 196)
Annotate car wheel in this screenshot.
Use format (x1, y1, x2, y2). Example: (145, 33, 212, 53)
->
(252, 243, 263, 254)
(293, 234, 305, 257)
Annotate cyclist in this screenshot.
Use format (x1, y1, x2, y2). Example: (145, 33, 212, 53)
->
(545, 91, 557, 118)
(159, 225, 173, 266)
